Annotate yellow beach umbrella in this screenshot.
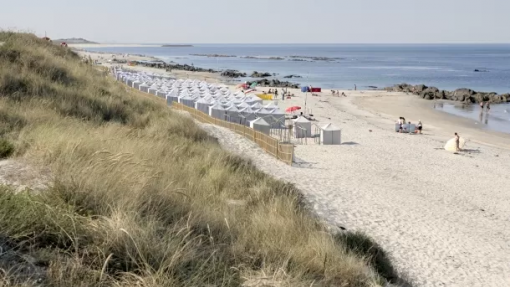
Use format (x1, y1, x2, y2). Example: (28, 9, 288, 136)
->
(444, 137, 466, 152)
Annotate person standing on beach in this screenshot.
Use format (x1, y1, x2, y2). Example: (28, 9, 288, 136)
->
(487, 102, 491, 111)
(418, 120, 423, 134)
(455, 133, 460, 151)
(480, 101, 484, 110)
(354, 84, 357, 91)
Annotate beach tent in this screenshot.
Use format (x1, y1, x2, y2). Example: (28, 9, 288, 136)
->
(209, 103, 226, 119)
(264, 102, 279, 110)
(225, 105, 241, 123)
(179, 94, 195, 107)
(293, 116, 312, 138)
(239, 106, 257, 126)
(320, 123, 341, 145)
(195, 98, 214, 114)
(250, 102, 264, 109)
(156, 90, 168, 99)
(236, 102, 251, 108)
(166, 91, 179, 106)
(132, 80, 141, 89)
(139, 83, 150, 93)
(444, 137, 466, 152)
(148, 87, 159, 95)
(250, 118, 271, 135)
(271, 109, 286, 128)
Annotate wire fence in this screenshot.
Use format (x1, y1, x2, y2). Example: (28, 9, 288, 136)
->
(173, 102, 294, 165)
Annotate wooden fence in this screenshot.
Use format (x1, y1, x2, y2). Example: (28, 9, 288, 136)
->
(173, 102, 294, 165)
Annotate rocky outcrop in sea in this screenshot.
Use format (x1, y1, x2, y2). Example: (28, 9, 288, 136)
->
(250, 71, 273, 78)
(221, 70, 247, 78)
(255, 78, 300, 89)
(386, 83, 510, 103)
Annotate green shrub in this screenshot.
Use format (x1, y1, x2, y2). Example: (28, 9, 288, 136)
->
(0, 138, 14, 158)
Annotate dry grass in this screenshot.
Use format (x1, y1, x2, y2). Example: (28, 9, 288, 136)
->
(0, 32, 402, 286)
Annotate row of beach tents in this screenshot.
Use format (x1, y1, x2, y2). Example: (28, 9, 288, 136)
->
(113, 68, 286, 129)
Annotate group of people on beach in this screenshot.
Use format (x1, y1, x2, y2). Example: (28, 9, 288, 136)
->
(331, 90, 347, 97)
(397, 117, 423, 134)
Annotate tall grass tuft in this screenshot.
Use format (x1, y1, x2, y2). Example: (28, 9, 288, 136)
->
(0, 32, 404, 286)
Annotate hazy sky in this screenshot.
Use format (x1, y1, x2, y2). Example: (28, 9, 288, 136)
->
(1, 0, 509, 43)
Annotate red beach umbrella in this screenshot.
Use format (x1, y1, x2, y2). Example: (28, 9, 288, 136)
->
(286, 106, 301, 113)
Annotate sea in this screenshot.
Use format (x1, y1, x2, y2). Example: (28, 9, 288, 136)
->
(86, 44, 510, 133)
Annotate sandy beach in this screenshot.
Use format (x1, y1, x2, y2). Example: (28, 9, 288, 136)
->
(81, 49, 510, 286)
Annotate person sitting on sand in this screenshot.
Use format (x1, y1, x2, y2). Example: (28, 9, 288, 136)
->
(268, 89, 272, 94)
(341, 92, 347, 97)
(418, 120, 423, 134)
(455, 133, 460, 151)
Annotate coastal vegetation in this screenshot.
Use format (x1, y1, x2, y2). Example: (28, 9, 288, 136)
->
(0, 32, 403, 286)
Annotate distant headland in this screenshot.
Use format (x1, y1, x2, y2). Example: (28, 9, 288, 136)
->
(161, 44, 194, 47)
(52, 38, 97, 44)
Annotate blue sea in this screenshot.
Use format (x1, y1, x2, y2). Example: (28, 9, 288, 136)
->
(86, 44, 510, 133)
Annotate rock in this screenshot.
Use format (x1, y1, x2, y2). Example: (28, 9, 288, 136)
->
(255, 78, 300, 88)
(250, 71, 272, 78)
(166, 63, 218, 73)
(283, 74, 302, 79)
(450, 88, 475, 102)
(385, 84, 510, 104)
(421, 87, 439, 100)
(414, 84, 428, 94)
(221, 70, 247, 78)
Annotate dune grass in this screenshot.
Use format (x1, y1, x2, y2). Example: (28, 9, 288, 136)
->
(0, 32, 401, 286)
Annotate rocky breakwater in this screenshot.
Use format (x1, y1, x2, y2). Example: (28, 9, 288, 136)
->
(166, 63, 218, 73)
(221, 70, 247, 78)
(255, 78, 300, 89)
(250, 71, 273, 78)
(386, 83, 510, 103)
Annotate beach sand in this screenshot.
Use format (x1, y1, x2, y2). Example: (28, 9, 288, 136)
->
(82, 49, 510, 286)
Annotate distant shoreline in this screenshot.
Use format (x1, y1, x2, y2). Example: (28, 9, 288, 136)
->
(162, 44, 194, 47)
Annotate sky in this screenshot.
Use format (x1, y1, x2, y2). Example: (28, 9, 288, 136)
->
(1, 0, 509, 44)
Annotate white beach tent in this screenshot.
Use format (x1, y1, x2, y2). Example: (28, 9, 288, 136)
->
(179, 94, 195, 108)
(271, 109, 286, 128)
(195, 98, 213, 114)
(209, 103, 226, 119)
(132, 80, 141, 89)
(156, 90, 168, 99)
(238, 106, 257, 126)
(225, 105, 241, 123)
(148, 86, 159, 95)
(250, 102, 264, 109)
(166, 90, 179, 106)
(256, 109, 276, 126)
(139, 83, 150, 93)
(293, 116, 312, 138)
(250, 118, 271, 135)
(320, 123, 341, 145)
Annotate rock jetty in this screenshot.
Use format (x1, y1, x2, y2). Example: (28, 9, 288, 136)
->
(190, 54, 237, 58)
(221, 70, 247, 78)
(283, 74, 302, 79)
(255, 78, 300, 89)
(386, 83, 510, 103)
(250, 71, 272, 78)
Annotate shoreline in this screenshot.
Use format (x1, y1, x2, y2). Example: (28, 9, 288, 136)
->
(77, 48, 510, 139)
